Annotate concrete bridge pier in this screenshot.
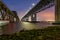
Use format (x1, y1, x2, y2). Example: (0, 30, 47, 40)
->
(53, 0, 60, 25)
(9, 15, 14, 23)
(31, 13, 36, 22)
(25, 17, 29, 21)
(55, 0, 60, 22)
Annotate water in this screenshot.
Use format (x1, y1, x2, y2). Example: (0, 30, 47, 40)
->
(0, 21, 53, 35)
(21, 21, 53, 30)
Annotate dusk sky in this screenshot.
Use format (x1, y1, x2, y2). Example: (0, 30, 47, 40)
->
(3, 0, 55, 21)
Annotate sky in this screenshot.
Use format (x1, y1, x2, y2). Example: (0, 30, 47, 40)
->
(3, 0, 55, 21)
(37, 6, 55, 21)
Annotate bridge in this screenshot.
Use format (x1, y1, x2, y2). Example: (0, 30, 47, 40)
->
(0, 1, 20, 34)
(0, 0, 60, 35)
(21, 0, 60, 23)
(21, 0, 54, 21)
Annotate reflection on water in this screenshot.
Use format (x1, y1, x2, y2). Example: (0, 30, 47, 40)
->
(21, 22, 37, 30)
(21, 21, 53, 30)
(0, 21, 54, 35)
(0, 21, 9, 26)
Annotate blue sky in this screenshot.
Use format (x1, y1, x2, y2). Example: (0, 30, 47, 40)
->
(3, 0, 40, 11)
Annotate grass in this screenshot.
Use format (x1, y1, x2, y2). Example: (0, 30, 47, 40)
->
(0, 26, 60, 40)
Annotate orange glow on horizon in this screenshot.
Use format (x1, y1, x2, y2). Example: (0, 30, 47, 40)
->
(37, 6, 55, 21)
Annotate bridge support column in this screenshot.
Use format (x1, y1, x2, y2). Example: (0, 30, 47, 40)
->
(55, 0, 60, 22)
(25, 17, 29, 21)
(53, 0, 60, 24)
(9, 15, 14, 23)
(31, 13, 36, 21)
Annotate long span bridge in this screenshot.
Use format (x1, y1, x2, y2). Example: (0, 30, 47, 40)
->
(0, 0, 60, 35)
